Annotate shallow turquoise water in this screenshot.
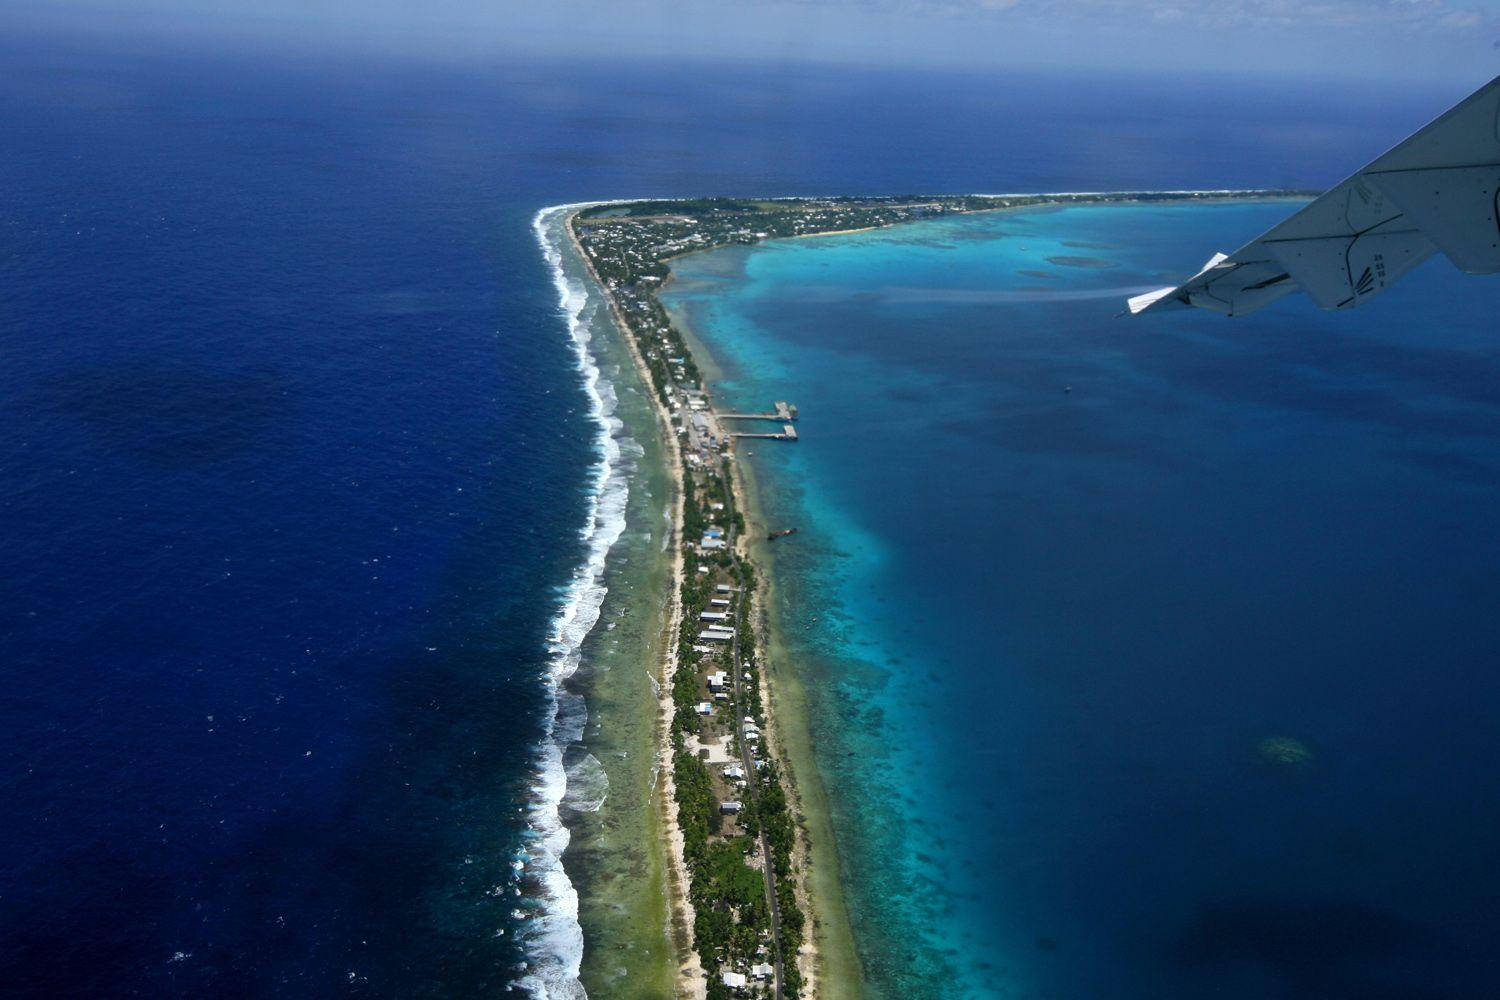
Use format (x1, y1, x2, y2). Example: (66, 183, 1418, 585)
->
(665, 204, 1500, 999)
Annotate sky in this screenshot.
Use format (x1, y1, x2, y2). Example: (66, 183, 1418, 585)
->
(6, 0, 1500, 85)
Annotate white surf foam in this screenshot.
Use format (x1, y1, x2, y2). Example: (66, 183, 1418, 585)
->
(562, 752, 611, 814)
(515, 205, 633, 999)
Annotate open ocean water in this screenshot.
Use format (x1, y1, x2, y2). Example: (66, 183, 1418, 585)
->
(664, 205, 1500, 1000)
(0, 29, 1489, 997)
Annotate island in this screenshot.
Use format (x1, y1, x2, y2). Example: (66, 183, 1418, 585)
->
(560, 190, 1309, 999)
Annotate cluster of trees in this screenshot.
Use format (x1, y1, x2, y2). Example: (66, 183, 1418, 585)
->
(571, 222, 700, 408)
(578, 198, 766, 220)
(675, 748, 719, 861)
(667, 469, 771, 979)
(633, 292, 702, 401)
(618, 291, 701, 410)
(734, 574, 806, 997)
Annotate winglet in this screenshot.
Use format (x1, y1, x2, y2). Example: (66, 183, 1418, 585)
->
(1126, 74, 1500, 318)
(1127, 286, 1179, 314)
(1127, 252, 1231, 315)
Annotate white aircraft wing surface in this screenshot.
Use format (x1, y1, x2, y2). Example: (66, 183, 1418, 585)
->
(1129, 75, 1500, 317)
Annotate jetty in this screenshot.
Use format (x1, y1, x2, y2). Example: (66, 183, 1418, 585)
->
(719, 401, 797, 423)
(730, 424, 797, 442)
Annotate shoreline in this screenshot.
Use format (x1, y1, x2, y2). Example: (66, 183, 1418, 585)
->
(560, 210, 707, 999)
(542, 190, 1309, 997)
(669, 307, 860, 999)
(524, 208, 631, 999)
(732, 446, 863, 1000)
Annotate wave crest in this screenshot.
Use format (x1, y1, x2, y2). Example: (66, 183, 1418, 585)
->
(516, 205, 633, 999)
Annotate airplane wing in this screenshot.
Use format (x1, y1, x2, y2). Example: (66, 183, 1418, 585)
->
(1129, 74, 1500, 317)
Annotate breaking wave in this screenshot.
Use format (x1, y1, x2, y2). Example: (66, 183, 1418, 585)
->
(516, 205, 631, 999)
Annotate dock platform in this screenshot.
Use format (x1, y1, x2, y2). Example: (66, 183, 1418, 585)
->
(719, 401, 798, 423)
(730, 424, 797, 442)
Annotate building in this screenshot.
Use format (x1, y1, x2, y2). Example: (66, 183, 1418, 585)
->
(694, 702, 713, 716)
(720, 801, 742, 814)
(751, 963, 774, 980)
(721, 971, 747, 989)
(707, 671, 727, 690)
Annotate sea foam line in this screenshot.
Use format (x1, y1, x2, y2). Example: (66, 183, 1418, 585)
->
(516, 205, 633, 999)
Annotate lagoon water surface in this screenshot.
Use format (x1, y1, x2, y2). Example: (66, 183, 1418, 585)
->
(664, 204, 1500, 999)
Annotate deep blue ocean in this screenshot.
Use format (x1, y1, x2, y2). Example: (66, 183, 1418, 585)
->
(0, 29, 1489, 997)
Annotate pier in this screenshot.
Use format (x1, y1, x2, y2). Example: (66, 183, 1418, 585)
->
(730, 424, 798, 442)
(718, 400, 797, 423)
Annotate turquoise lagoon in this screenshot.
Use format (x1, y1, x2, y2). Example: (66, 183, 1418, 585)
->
(664, 204, 1500, 999)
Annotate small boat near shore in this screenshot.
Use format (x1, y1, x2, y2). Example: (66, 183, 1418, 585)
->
(767, 527, 799, 541)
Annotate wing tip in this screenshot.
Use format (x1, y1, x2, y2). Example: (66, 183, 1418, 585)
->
(1126, 286, 1180, 315)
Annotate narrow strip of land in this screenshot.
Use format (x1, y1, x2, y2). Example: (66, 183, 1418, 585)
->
(564, 191, 1308, 998)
